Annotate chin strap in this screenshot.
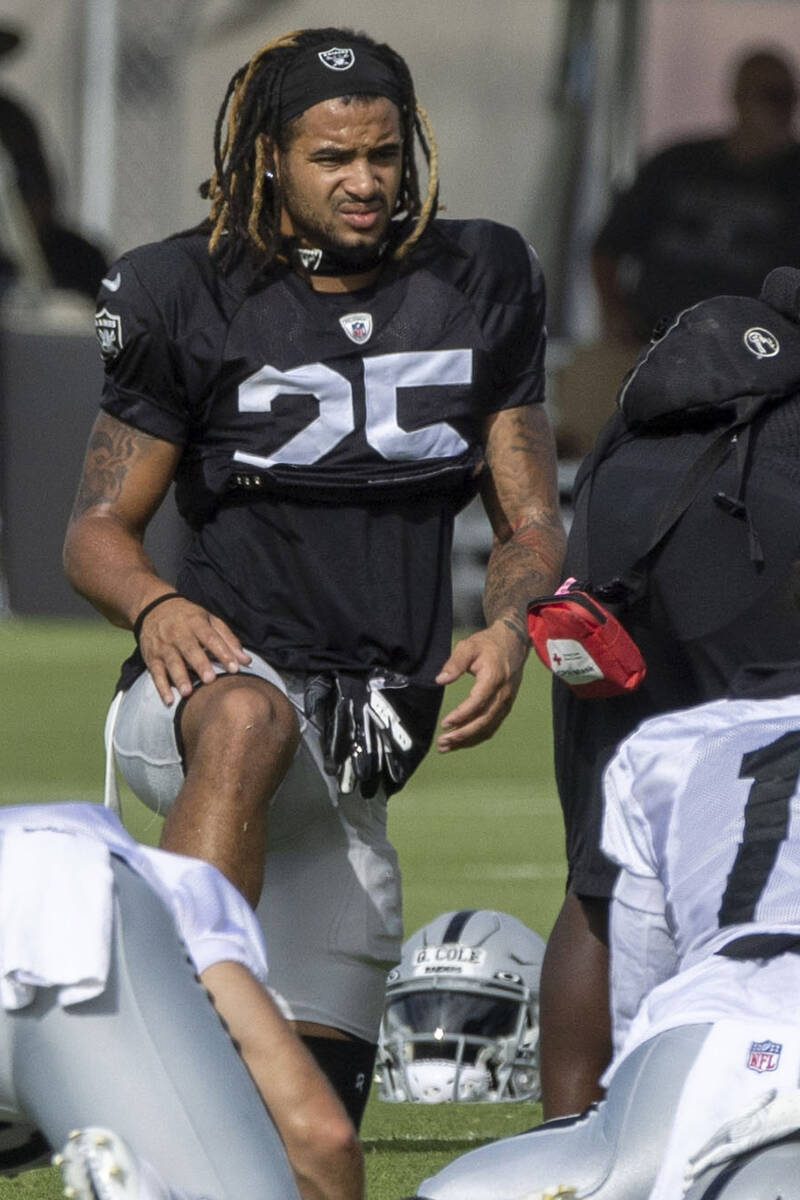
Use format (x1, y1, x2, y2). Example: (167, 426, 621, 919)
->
(280, 235, 390, 277)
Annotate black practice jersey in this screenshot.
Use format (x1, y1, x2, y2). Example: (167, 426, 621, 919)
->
(95, 218, 546, 683)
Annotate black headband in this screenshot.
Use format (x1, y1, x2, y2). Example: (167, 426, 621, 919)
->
(278, 43, 404, 126)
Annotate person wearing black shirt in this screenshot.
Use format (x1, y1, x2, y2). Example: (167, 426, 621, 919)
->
(593, 47, 800, 344)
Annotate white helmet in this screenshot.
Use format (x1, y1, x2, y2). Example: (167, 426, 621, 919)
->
(376, 909, 545, 1104)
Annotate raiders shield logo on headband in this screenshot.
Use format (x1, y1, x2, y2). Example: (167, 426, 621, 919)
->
(318, 47, 355, 71)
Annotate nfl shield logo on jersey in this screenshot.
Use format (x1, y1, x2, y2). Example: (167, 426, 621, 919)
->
(318, 47, 355, 71)
(746, 1039, 782, 1073)
(95, 308, 124, 359)
(339, 312, 373, 345)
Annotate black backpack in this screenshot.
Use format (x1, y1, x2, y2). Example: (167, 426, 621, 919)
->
(575, 265, 800, 605)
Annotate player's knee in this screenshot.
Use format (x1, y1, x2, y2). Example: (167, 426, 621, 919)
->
(190, 677, 300, 761)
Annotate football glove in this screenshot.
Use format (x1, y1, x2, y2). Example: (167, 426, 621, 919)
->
(304, 670, 416, 799)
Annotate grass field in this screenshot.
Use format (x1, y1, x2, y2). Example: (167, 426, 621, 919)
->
(0, 617, 566, 1199)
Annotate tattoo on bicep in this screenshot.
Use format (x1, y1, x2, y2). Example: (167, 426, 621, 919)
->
(72, 424, 150, 514)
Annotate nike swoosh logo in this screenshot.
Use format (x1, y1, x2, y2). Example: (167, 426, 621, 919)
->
(101, 272, 121, 292)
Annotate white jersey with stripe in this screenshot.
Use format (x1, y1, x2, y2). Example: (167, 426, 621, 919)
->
(0, 802, 267, 985)
(601, 691, 800, 1072)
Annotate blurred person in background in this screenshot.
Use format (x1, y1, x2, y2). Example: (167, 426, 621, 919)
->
(0, 22, 107, 300)
(592, 45, 800, 345)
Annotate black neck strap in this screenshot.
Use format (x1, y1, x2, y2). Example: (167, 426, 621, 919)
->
(281, 237, 390, 277)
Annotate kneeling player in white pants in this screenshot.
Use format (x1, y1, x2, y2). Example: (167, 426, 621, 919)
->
(0, 802, 363, 1200)
(416, 669, 800, 1199)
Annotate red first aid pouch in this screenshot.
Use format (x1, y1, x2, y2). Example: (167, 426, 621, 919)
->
(526, 578, 646, 698)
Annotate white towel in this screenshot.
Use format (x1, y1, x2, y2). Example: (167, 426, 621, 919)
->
(0, 828, 114, 1009)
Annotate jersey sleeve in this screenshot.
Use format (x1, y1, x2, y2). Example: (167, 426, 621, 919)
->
(94, 251, 190, 445)
(608, 871, 677, 1054)
(602, 730, 678, 1048)
(601, 733, 660, 880)
(440, 220, 547, 413)
(142, 848, 269, 983)
(480, 237, 547, 412)
(173, 861, 268, 982)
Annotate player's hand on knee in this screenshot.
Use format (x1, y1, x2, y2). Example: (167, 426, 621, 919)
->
(136, 596, 251, 704)
(435, 622, 526, 751)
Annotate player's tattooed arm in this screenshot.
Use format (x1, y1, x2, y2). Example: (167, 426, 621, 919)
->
(70, 414, 167, 517)
(64, 412, 180, 625)
(481, 404, 566, 639)
(64, 412, 250, 702)
(436, 404, 565, 752)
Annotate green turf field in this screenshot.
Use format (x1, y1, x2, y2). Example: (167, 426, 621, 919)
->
(0, 617, 566, 1199)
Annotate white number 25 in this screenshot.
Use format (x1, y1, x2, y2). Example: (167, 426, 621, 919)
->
(234, 349, 471, 468)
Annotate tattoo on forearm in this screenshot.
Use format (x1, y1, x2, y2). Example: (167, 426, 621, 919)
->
(483, 514, 565, 629)
(481, 406, 567, 631)
(72, 424, 149, 515)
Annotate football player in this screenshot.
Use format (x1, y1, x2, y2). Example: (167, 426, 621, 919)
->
(0, 801, 362, 1200)
(63, 27, 564, 1123)
(414, 662, 800, 1199)
(540, 265, 800, 1119)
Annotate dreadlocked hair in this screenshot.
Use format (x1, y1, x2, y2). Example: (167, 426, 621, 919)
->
(200, 27, 440, 274)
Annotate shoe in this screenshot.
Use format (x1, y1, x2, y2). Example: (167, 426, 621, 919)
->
(54, 1127, 163, 1200)
(0, 1121, 51, 1176)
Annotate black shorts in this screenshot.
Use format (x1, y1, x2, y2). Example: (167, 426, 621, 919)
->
(556, 407, 800, 898)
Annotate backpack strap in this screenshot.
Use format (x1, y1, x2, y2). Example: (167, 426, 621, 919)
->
(572, 380, 775, 610)
(710, 404, 765, 567)
(594, 427, 738, 606)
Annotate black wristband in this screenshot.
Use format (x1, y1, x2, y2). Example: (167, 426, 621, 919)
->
(133, 592, 182, 645)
